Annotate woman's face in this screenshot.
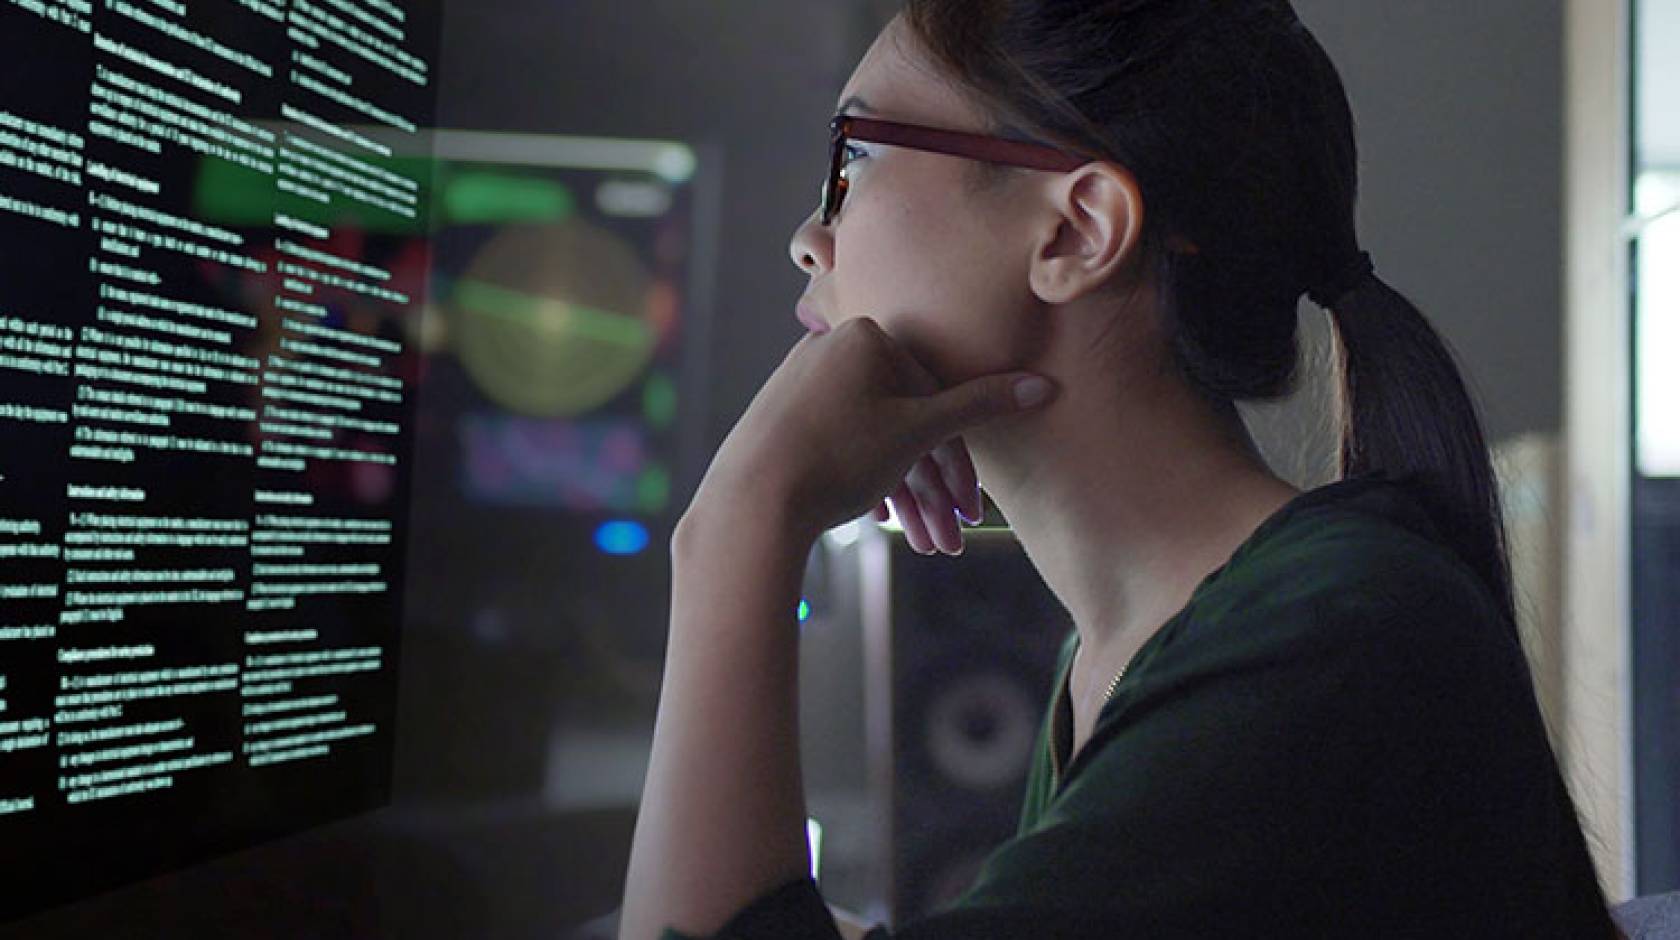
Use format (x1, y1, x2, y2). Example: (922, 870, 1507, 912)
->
(786, 16, 1050, 388)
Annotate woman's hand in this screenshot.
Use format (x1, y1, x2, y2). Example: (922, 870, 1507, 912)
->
(868, 435, 986, 556)
(688, 316, 1055, 547)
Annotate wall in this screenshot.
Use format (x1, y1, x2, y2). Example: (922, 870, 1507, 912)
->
(1260, 0, 1567, 482)
(1293, 0, 1565, 444)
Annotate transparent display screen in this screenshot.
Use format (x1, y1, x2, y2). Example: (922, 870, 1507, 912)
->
(0, 0, 442, 920)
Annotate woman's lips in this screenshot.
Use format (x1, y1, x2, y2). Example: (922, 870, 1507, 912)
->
(796, 302, 831, 334)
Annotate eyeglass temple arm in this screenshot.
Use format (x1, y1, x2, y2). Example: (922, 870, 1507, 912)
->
(838, 116, 1089, 173)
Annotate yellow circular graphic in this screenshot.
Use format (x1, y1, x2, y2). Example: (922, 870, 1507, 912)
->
(453, 220, 657, 417)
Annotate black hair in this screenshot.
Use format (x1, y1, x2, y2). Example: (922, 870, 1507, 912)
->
(900, 1, 1624, 935)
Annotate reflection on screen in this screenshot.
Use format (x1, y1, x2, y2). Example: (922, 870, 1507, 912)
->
(421, 132, 702, 520)
(0, 0, 441, 921)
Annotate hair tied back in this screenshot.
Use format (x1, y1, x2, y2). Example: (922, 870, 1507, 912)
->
(1307, 250, 1375, 309)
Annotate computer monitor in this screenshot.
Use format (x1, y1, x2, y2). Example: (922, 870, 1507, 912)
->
(0, 0, 444, 921)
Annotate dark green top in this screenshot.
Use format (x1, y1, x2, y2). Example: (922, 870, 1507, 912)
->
(659, 474, 1613, 939)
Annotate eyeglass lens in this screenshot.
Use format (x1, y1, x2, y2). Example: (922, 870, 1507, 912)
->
(821, 122, 847, 225)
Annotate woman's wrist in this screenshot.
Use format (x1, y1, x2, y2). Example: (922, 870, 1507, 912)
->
(674, 478, 818, 562)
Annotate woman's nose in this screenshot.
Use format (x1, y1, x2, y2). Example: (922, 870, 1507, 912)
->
(787, 209, 833, 276)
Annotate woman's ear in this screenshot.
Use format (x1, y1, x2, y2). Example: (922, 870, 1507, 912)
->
(1027, 162, 1145, 305)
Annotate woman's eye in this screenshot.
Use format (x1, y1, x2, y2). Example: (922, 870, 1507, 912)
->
(840, 143, 869, 171)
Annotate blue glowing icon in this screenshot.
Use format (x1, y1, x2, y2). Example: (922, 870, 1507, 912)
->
(594, 520, 650, 555)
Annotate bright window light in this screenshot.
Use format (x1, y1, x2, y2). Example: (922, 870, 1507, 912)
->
(1636, 171, 1680, 478)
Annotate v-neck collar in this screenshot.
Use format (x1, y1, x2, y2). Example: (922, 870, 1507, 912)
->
(1049, 657, 1074, 784)
(1040, 471, 1428, 795)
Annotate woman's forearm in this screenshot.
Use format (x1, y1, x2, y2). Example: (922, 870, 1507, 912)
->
(618, 497, 818, 940)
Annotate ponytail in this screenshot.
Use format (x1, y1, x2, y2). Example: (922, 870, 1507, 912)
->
(1318, 267, 1515, 635)
(1322, 270, 1625, 939)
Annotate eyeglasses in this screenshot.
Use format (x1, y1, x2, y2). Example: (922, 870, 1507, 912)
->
(819, 114, 1093, 226)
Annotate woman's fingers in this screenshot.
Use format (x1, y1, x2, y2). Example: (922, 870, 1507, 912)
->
(872, 443, 977, 556)
(930, 437, 982, 523)
(906, 454, 963, 555)
(888, 480, 937, 555)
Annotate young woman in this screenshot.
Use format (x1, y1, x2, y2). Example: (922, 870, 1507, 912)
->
(619, 2, 1627, 937)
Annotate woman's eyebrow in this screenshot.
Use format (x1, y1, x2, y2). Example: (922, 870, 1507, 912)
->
(836, 94, 875, 116)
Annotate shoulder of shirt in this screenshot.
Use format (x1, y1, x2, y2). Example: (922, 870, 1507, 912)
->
(1177, 477, 1508, 651)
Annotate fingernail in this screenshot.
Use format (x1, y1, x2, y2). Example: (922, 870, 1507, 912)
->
(1013, 376, 1052, 408)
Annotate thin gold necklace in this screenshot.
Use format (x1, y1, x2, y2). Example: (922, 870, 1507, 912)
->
(1059, 651, 1130, 782)
(1076, 641, 1130, 716)
(1101, 663, 1129, 707)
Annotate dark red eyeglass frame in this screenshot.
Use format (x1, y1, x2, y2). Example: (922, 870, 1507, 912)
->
(820, 114, 1093, 226)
